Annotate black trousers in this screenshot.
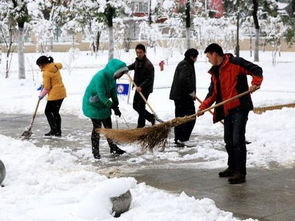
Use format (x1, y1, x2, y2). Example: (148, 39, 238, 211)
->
(224, 109, 249, 175)
(45, 99, 63, 133)
(174, 98, 196, 142)
(91, 118, 117, 154)
(133, 91, 154, 128)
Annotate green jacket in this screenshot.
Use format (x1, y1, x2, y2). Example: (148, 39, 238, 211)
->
(82, 59, 126, 120)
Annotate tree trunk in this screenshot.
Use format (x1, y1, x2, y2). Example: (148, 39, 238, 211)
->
(18, 27, 26, 79)
(235, 0, 240, 57)
(186, 0, 191, 49)
(186, 27, 191, 49)
(249, 28, 252, 57)
(5, 54, 10, 79)
(148, 0, 152, 25)
(108, 26, 114, 61)
(254, 28, 259, 62)
(4, 28, 14, 78)
(252, 0, 259, 62)
(106, 0, 114, 61)
(96, 31, 101, 52)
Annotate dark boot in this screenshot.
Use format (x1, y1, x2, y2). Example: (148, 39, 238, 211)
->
(174, 140, 185, 147)
(92, 149, 101, 159)
(110, 144, 126, 156)
(54, 130, 62, 137)
(228, 172, 246, 184)
(147, 113, 155, 126)
(218, 167, 234, 177)
(93, 153, 101, 159)
(44, 131, 55, 136)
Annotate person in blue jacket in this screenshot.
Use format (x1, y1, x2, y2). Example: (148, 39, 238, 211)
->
(82, 59, 128, 159)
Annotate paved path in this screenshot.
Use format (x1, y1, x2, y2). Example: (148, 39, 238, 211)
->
(129, 167, 295, 221)
(1, 113, 294, 220)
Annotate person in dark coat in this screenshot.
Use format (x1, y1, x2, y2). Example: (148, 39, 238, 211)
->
(169, 48, 199, 147)
(128, 44, 155, 128)
(197, 43, 263, 184)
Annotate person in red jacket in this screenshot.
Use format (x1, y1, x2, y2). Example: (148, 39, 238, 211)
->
(197, 43, 263, 184)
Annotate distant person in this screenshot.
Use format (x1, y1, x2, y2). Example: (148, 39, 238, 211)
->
(197, 43, 263, 184)
(36, 55, 66, 137)
(128, 44, 155, 128)
(169, 48, 199, 147)
(82, 59, 128, 159)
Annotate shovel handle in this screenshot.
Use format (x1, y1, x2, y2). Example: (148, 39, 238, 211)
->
(29, 99, 41, 129)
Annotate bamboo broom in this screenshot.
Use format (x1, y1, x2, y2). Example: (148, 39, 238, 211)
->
(97, 90, 252, 150)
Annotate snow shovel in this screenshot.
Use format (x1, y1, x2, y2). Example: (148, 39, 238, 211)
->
(21, 99, 41, 139)
(125, 72, 163, 123)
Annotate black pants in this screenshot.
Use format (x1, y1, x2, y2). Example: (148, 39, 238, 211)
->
(91, 118, 117, 154)
(133, 91, 154, 128)
(224, 109, 249, 175)
(45, 99, 63, 133)
(174, 98, 196, 142)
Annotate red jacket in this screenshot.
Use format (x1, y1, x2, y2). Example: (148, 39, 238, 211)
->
(200, 54, 263, 123)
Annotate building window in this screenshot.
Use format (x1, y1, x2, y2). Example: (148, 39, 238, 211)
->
(131, 2, 148, 13)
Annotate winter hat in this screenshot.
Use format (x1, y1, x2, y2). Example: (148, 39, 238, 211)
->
(184, 48, 199, 58)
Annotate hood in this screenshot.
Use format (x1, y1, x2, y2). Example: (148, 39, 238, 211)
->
(43, 63, 62, 73)
(103, 59, 127, 80)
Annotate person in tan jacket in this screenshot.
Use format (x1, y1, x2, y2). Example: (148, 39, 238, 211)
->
(36, 56, 66, 137)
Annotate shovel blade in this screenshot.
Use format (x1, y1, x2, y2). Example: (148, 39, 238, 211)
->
(21, 130, 32, 139)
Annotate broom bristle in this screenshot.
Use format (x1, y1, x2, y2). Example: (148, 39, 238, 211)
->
(97, 115, 196, 150)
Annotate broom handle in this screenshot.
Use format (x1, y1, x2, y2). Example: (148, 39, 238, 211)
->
(197, 90, 252, 116)
(195, 95, 224, 124)
(126, 72, 161, 121)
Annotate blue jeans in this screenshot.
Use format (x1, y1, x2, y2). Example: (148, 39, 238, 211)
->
(224, 109, 249, 175)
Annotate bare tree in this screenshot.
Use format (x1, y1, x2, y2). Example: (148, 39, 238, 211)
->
(0, 23, 15, 78)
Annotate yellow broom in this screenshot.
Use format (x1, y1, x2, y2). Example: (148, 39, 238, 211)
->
(97, 90, 252, 150)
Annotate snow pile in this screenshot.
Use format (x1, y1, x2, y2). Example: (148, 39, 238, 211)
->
(0, 135, 255, 221)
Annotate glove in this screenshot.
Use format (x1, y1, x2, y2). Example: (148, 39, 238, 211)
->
(38, 88, 48, 100)
(111, 100, 119, 109)
(37, 84, 43, 91)
(113, 107, 121, 117)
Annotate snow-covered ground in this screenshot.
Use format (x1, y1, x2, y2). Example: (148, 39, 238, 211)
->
(0, 47, 294, 220)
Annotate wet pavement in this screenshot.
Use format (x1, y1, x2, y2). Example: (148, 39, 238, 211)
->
(129, 167, 295, 221)
(1, 113, 294, 221)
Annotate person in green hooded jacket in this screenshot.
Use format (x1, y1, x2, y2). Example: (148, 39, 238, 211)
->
(82, 59, 128, 159)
